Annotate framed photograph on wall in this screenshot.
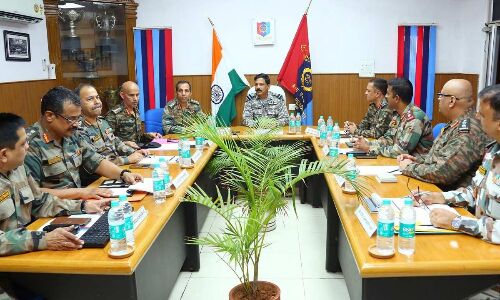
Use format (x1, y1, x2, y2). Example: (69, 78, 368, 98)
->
(3, 31, 31, 61)
(252, 18, 275, 45)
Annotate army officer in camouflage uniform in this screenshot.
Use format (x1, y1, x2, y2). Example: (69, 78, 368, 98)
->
(345, 78, 394, 139)
(0, 113, 109, 257)
(415, 84, 500, 244)
(242, 73, 289, 127)
(24, 87, 143, 201)
(105, 81, 162, 145)
(162, 80, 202, 134)
(398, 79, 491, 190)
(76, 83, 147, 165)
(354, 78, 433, 158)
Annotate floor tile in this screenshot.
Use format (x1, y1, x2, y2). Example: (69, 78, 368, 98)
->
(264, 278, 305, 300)
(167, 276, 189, 300)
(303, 278, 350, 300)
(190, 251, 236, 278)
(181, 277, 239, 300)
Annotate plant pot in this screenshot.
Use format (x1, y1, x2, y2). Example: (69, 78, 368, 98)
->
(229, 281, 281, 300)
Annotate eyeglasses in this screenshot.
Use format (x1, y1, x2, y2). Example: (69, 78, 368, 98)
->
(436, 93, 467, 101)
(55, 113, 80, 125)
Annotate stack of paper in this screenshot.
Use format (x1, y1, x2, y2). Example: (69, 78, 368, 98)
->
(357, 166, 401, 176)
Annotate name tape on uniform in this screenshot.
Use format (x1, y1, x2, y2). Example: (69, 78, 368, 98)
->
(355, 205, 377, 237)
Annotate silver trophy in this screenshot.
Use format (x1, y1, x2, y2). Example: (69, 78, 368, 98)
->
(59, 9, 83, 38)
(95, 11, 116, 40)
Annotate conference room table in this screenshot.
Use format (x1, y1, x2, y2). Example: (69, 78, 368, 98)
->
(0, 126, 497, 300)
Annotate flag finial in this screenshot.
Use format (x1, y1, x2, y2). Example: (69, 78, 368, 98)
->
(208, 17, 215, 27)
(305, 0, 313, 15)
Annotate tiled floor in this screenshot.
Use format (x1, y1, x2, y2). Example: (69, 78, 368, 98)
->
(167, 199, 351, 300)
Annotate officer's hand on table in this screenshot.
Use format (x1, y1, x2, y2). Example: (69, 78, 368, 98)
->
(353, 137, 369, 152)
(124, 141, 140, 149)
(79, 188, 113, 200)
(148, 132, 162, 139)
(398, 159, 413, 170)
(127, 152, 144, 164)
(122, 172, 143, 184)
(397, 154, 417, 162)
(410, 190, 446, 206)
(46, 227, 83, 250)
(83, 199, 110, 214)
(344, 122, 356, 134)
(137, 149, 150, 156)
(430, 208, 457, 230)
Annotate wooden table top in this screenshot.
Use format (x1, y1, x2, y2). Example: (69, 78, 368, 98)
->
(0, 126, 498, 278)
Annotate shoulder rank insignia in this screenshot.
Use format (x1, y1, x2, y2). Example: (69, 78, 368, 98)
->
(478, 165, 487, 176)
(92, 135, 101, 143)
(75, 149, 81, 156)
(0, 190, 10, 202)
(48, 156, 62, 165)
(458, 119, 470, 133)
(405, 110, 415, 122)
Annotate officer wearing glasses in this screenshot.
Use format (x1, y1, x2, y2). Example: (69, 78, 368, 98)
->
(398, 79, 491, 190)
(24, 86, 143, 201)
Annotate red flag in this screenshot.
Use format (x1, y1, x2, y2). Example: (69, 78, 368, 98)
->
(278, 14, 313, 125)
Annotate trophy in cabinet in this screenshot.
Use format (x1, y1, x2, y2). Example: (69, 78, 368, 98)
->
(96, 11, 117, 54)
(59, 8, 84, 55)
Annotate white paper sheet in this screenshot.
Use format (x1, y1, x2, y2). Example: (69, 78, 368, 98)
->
(357, 165, 401, 176)
(137, 156, 173, 165)
(129, 178, 154, 193)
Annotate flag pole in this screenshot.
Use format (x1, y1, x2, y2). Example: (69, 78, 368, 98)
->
(305, 0, 313, 15)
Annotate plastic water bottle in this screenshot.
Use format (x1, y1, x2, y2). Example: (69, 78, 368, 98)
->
(289, 112, 296, 133)
(108, 200, 127, 255)
(118, 194, 134, 247)
(319, 123, 327, 147)
(317, 115, 325, 131)
(328, 133, 339, 157)
(295, 112, 302, 133)
(181, 138, 192, 166)
(398, 198, 416, 255)
(177, 139, 183, 158)
(152, 163, 166, 204)
(377, 199, 395, 255)
(195, 137, 205, 151)
(326, 116, 334, 138)
(159, 157, 172, 195)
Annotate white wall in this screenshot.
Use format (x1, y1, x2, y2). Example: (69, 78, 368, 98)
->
(0, 18, 50, 83)
(137, 0, 489, 76)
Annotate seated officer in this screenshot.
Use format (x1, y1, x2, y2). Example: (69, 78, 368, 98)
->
(414, 84, 500, 244)
(0, 113, 109, 256)
(398, 79, 491, 190)
(242, 73, 289, 127)
(162, 80, 202, 134)
(354, 78, 433, 158)
(24, 86, 143, 200)
(105, 81, 162, 146)
(344, 78, 394, 138)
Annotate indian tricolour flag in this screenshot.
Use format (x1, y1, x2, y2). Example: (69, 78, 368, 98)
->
(211, 29, 249, 126)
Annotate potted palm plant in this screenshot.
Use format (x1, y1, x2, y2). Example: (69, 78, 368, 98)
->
(182, 116, 367, 300)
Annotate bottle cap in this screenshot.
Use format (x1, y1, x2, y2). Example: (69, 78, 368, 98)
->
(320, 115, 324, 118)
(111, 200, 120, 207)
(404, 197, 413, 206)
(118, 194, 127, 202)
(347, 153, 354, 159)
(382, 199, 391, 205)
(159, 157, 166, 162)
(153, 163, 160, 168)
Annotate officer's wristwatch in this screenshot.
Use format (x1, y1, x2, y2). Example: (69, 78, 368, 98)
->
(451, 216, 462, 230)
(80, 200, 87, 214)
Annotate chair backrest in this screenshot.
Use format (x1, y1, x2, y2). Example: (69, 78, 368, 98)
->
(247, 85, 286, 101)
(144, 108, 164, 135)
(432, 122, 446, 139)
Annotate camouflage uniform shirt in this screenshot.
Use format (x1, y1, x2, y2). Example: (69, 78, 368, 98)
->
(105, 103, 145, 143)
(0, 165, 81, 256)
(442, 142, 500, 244)
(78, 117, 135, 166)
(242, 91, 289, 127)
(355, 98, 395, 138)
(369, 104, 433, 158)
(162, 98, 202, 134)
(402, 109, 491, 190)
(24, 122, 105, 189)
